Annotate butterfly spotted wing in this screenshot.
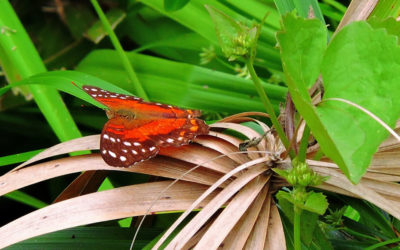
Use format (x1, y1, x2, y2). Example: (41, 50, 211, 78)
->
(82, 85, 209, 167)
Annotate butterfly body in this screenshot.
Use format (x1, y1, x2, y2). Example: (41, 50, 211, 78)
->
(82, 85, 209, 167)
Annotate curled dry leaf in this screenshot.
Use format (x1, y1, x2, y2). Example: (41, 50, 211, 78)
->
(2, 112, 400, 249)
(0, 181, 218, 249)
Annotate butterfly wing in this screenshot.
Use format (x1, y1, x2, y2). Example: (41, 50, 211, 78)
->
(100, 117, 209, 167)
(82, 85, 201, 119)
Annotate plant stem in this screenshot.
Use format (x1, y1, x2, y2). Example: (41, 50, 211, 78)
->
(294, 205, 302, 250)
(246, 59, 295, 158)
(298, 125, 310, 162)
(90, 0, 149, 101)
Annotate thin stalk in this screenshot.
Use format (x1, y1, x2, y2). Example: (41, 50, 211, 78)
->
(246, 59, 295, 158)
(298, 125, 310, 162)
(365, 237, 400, 250)
(90, 0, 149, 100)
(294, 205, 302, 250)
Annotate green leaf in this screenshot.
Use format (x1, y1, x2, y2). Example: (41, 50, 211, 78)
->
(368, 16, 400, 39)
(0, 149, 44, 167)
(164, 0, 190, 12)
(278, 15, 400, 183)
(274, 0, 325, 23)
(318, 21, 400, 183)
(205, 5, 257, 61)
(85, 9, 126, 44)
(277, 14, 327, 94)
(76, 49, 286, 112)
(4, 190, 48, 209)
(277, 191, 320, 246)
(0, 1, 83, 143)
(303, 191, 328, 215)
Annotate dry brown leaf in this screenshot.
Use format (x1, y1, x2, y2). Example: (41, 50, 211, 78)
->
(14, 135, 99, 171)
(53, 170, 109, 202)
(181, 218, 215, 250)
(159, 144, 238, 174)
(195, 135, 251, 164)
(244, 193, 272, 250)
(194, 175, 270, 249)
(336, 0, 377, 32)
(0, 154, 225, 196)
(312, 165, 400, 220)
(264, 203, 286, 250)
(0, 181, 219, 249)
(217, 112, 269, 123)
(160, 161, 270, 249)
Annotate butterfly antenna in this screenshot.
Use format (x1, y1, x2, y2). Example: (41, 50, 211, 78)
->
(129, 149, 277, 250)
(71, 81, 80, 89)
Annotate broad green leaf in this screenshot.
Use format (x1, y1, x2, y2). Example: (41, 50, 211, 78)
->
(164, 0, 190, 12)
(318, 21, 400, 183)
(140, 0, 282, 70)
(303, 191, 328, 215)
(76, 49, 286, 112)
(277, 14, 326, 96)
(278, 15, 400, 183)
(368, 16, 400, 39)
(9, 226, 161, 249)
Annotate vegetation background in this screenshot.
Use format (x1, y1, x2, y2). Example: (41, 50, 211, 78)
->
(1, 0, 400, 249)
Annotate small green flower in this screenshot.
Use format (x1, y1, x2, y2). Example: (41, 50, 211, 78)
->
(199, 45, 216, 65)
(206, 5, 259, 61)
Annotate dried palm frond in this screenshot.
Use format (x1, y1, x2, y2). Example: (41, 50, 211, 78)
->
(1, 112, 400, 249)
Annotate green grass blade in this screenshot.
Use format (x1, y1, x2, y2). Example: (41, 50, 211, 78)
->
(0, 149, 44, 167)
(90, 0, 149, 100)
(0, 0, 83, 143)
(4, 190, 48, 209)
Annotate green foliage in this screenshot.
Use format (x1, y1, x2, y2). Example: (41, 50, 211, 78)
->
(278, 14, 400, 183)
(205, 5, 258, 61)
(164, 0, 191, 12)
(1, 1, 400, 249)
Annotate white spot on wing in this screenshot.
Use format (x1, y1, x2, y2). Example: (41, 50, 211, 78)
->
(91, 88, 98, 91)
(102, 150, 107, 154)
(133, 142, 141, 146)
(103, 134, 109, 139)
(167, 138, 174, 143)
(110, 95, 117, 98)
(122, 149, 127, 153)
(108, 151, 117, 158)
(178, 137, 183, 141)
(132, 150, 138, 155)
(91, 94, 97, 97)
(149, 146, 156, 151)
(120, 156, 127, 161)
(124, 141, 132, 146)
(141, 148, 146, 153)
(110, 137, 116, 143)
(117, 138, 121, 142)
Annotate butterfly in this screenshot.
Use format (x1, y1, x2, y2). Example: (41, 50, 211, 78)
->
(82, 85, 209, 167)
